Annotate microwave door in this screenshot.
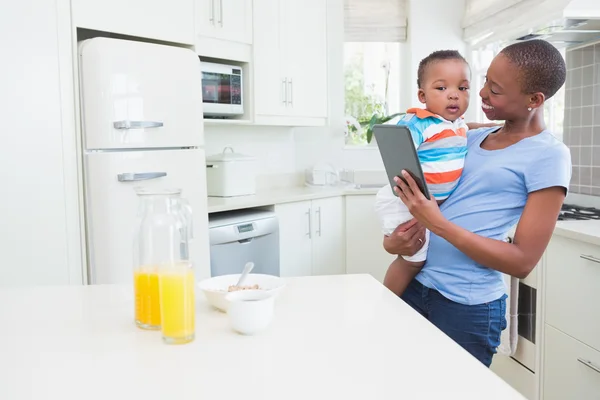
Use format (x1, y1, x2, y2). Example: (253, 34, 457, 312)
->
(201, 72, 221, 104)
(202, 72, 231, 104)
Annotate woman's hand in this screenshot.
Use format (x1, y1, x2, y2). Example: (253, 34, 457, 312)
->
(383, 218, 426, 257)
(393, 171, 448, 234)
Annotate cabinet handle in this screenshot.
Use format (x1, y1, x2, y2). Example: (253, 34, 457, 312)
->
(580, 254, 600, 264)
(117, 172, 167, 182)
(209, 0, 214, 23)
(306, 209, 311, 239)
(577, 358, 600, 374)
(316, 207, 322, 237)
(281, 78, 287, 106)
(218, 0, 223, 26)
(288, 78, 293, 106)
(113, 120, 163, 130)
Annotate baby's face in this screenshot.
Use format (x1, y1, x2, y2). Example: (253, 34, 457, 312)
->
(418, 59, 471, 122)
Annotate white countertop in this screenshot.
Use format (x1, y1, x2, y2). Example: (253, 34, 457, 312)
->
(207, 185, 381, 213)
(0, 274, 524, 400)
(554, 220, 600, 246)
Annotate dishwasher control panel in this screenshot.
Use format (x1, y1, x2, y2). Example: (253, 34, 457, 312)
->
(208, 209, 280, 277)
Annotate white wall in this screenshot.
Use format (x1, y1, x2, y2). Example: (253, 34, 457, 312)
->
(405, 0, 467, 107)
(204, 0, 468, 187)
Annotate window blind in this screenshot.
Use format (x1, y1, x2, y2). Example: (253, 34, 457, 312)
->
(344, 0, 407, 42)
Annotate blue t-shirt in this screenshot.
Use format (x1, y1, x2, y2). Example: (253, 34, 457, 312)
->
(417, 127, 572, 305)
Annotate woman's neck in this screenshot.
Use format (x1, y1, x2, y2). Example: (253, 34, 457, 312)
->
(500, 110, 546, 137)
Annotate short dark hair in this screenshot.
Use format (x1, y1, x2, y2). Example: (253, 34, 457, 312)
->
(417, 50, 468, 88)
(499, 39, 566, 100)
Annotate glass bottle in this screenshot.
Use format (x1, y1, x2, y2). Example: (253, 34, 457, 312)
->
(133, 188, 195, 344)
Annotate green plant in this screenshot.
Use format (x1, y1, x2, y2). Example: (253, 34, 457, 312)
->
(362, 112, 405, 143)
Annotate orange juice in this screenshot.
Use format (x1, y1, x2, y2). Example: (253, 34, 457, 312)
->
(159, 266, 195, 344)
(134, 270, 161, 330)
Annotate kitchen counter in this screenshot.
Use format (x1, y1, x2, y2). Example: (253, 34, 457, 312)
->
(0, 274, 525, 400)
(553, 219, 600, 246)
(207, 185, 382, 213)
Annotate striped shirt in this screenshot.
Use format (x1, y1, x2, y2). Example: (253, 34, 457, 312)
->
(397, 108, 468, 200)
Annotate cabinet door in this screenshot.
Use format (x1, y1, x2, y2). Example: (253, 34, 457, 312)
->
(196, 0, 252, 44)
(220, 0, 253, 43)
(275, 201, 313, 277)
(0, 0, 78, 286)
(195, 0, 221, 40)
(545, 235, 600, 351)
(312, 197, 345, 276)
(543, 324, 600, 400)
(253, 0, 288, 118)
(72, 0, 194, 45)
(283, 0, 328, 118)
(345, 195, 396, 283)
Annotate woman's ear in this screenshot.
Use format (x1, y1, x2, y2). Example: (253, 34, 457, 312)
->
(418, 89, 426, 104)
(528, 92, 545, 110)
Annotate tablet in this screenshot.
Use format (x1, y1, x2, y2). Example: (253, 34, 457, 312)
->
(373, 124, 431, 200)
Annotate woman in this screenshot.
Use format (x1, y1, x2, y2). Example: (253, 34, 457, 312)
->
(383, 39, 572, 367)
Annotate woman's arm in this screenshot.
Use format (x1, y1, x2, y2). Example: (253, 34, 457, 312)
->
(394, 173, 565, 279)
(433, 187, 565, 278)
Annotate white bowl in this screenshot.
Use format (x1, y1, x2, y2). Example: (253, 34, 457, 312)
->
(226, 290, 275, 335)
(197, 273, 286, 312)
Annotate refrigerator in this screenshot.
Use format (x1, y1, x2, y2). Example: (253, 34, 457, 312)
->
(78, 37, 211, 285)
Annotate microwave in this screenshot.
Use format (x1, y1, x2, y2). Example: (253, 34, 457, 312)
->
(200, 61, 244, 117)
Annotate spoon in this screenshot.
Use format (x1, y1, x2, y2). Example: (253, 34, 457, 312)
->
(235, 262, 255, 287)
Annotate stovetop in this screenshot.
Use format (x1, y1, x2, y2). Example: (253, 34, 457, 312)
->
(559, 203, 600, 221)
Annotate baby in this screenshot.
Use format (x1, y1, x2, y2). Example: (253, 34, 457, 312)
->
(375, 50, 471, 296)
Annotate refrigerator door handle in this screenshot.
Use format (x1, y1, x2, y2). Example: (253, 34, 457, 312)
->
(117, 172, 167, 182)
(113, 120, 164, 130)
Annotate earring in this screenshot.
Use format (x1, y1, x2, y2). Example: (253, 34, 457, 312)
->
(527, 107, 532, 111)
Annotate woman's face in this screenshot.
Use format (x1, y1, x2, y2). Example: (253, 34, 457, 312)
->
(479, 53, 532, 121)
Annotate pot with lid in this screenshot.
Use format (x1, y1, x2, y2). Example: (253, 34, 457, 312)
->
(206, 147, 257, 197)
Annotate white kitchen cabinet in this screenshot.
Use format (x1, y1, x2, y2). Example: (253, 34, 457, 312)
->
(543, 324, 600, 400)
(253, 0, 286, 118)
(72, 0, 195, 45)
(345, 195, 396, 283)
(545, 235, 600, 352)
(283, 0, 328, 120)
(253, 0, 328, 126)
(196, 0, 252, 44)
(274, 201, 313, 277)
(0, 0, 82, 286)
(311, 197, 346, 276)
(275, 197, 345, 277)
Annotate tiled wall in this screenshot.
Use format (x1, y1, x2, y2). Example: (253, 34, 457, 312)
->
(564, 42, 600, 196)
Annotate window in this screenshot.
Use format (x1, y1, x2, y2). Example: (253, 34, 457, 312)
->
(470, 43, 566, 140)
(343, 0, 407, 147)
(344, 42, 402, 146)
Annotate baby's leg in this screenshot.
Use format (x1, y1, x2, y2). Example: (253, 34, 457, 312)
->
(375, 184, 428, 296)
(383, 257, 424, 297)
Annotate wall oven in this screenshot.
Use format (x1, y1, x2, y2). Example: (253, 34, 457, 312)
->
(505, 233, 538, 373)
(200, 61, 243, 118)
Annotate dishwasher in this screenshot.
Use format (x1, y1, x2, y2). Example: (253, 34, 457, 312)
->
(208, 209, 280, 277)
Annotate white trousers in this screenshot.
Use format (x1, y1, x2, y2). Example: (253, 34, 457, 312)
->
(374, 184, 430, 263)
